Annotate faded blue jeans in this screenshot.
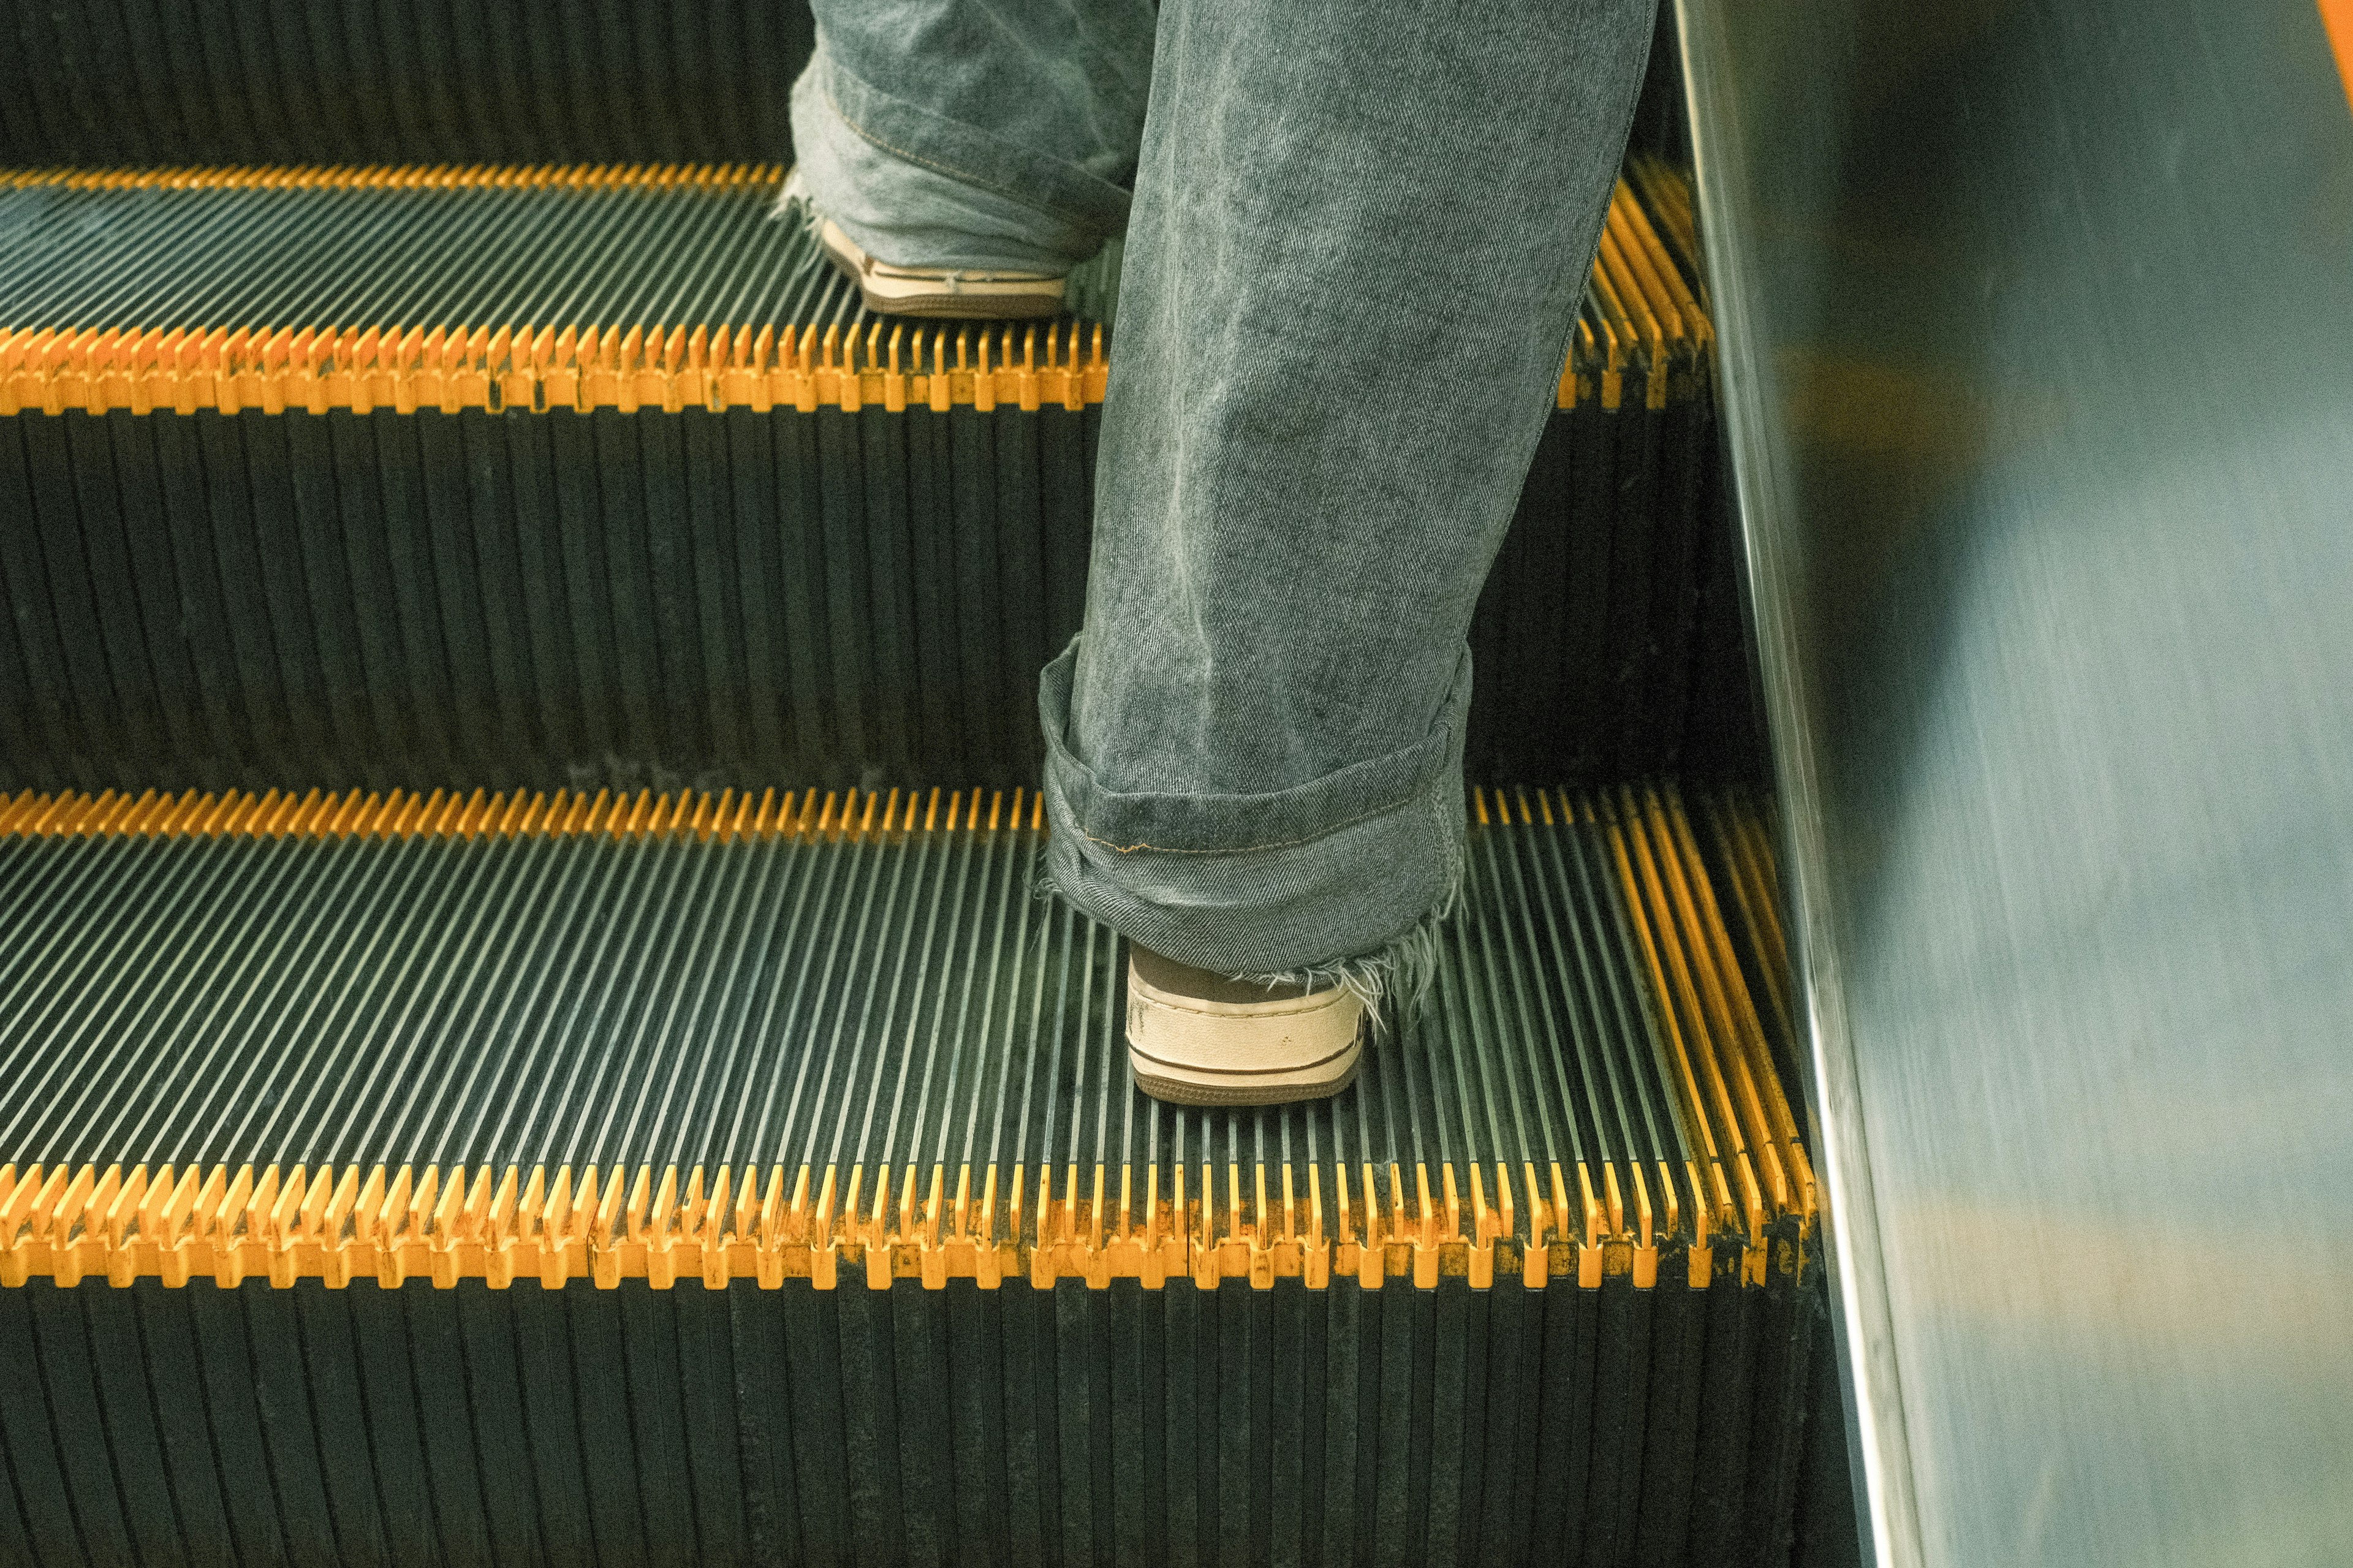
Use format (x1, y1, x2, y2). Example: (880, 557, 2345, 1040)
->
(794, 1, 1657, 982)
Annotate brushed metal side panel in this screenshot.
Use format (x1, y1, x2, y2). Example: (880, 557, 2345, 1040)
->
(1675, 3, 2353, 1564)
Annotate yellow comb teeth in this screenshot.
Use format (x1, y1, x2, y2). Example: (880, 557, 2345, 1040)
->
(0, 316, 1110, 419)
(0, 1151, 1773, 1293)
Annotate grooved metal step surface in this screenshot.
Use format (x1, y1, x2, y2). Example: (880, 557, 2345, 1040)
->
(0, 782, 1838, 1568)
(0, 783, 1808, 1296)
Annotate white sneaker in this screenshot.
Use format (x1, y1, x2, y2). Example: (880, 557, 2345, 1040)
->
(782, 170, 1067, 320)
(1126, 946, 1365, 1107)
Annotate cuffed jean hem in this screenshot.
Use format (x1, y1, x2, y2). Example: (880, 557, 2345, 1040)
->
(789, 53, 1126, 273)
(1037, 637, 1472, 976)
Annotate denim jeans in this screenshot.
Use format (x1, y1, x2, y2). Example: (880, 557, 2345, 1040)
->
(794, 0, 1657, 980)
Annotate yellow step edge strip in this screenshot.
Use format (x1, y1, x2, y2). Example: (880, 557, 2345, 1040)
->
(1, 176, 1700, 417)
(0, 317, 1111, 418)
(0, 1156, 1760, 1292)
(0, 162, 788, 192)
(0, 303, 1696, 419)
(0, 786, 1042, 842)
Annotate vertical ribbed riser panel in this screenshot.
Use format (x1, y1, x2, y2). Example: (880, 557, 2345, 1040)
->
(0, 2, 816, 168)
(1470, 392, 1715, 786)
(0, 1270, 1824, 1568)
(0, 396, 1720, 792)
(0, 404, 1095, 792)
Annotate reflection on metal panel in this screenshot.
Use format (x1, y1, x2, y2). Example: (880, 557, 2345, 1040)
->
(1675, 2, 2353, 1566)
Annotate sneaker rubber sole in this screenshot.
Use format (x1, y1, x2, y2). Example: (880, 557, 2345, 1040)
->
(1125, 955, 1365, 1107)
(816, 216, 1066, 320)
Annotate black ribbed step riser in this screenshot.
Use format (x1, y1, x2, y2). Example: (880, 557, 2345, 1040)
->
(0, 401, 1733, 793)
(0, 1, 817, 170)
(0, 1270, 1829, 1568)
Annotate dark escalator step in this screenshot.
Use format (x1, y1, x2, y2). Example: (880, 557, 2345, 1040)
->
(0, 781, 1814, 1568)
(0, 162, 1719, 792)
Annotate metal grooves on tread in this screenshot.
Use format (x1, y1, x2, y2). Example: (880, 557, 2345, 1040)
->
(0, 786, 1833, 1566)
(0, 784, 1809, 1296)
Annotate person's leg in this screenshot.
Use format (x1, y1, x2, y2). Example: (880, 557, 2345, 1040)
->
(788, 0, 1156, 275)
(1042, 1, 1658, 993)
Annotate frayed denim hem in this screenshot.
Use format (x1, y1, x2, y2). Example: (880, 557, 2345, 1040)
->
(1036, 672, 1471, 979)
(1029, 822, 1461, 1036)
(1230, 863, 1460, 1035)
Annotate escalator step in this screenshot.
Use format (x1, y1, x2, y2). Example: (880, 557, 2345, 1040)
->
(0, 162, 1725, 790)
(0, 782, 1817, 1567)
(0, 783, 1807, 1288)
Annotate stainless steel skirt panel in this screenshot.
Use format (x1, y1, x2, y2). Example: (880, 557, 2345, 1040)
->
(1676, 2, 2353, 1564)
